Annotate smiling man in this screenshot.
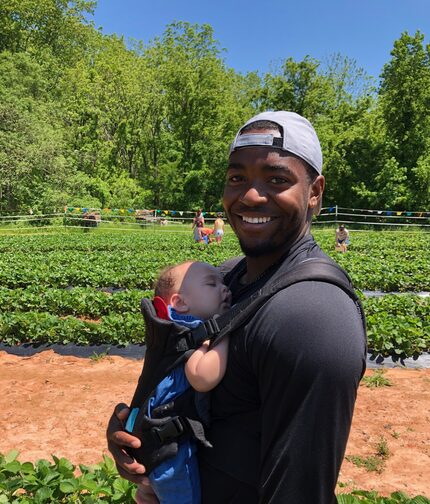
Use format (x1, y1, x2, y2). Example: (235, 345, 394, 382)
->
(223, 112, 323, 281)
(107, 111, 367, 504)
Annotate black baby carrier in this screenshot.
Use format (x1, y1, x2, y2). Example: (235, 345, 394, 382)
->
(126, 257, 366, 473)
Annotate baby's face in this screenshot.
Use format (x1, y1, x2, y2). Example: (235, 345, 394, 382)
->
(178, 262, 232, 320)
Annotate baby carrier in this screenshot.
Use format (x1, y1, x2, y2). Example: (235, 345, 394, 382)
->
(125, 257, 366, 473)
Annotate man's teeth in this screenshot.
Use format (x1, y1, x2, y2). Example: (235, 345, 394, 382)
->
(242, 216, 272, 224)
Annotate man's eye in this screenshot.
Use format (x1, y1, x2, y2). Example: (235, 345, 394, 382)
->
(269, 177, 288, 184)
(227, 175, 244, 183)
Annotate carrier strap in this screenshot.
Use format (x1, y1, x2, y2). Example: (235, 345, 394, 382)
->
(190, 257, 365, 348)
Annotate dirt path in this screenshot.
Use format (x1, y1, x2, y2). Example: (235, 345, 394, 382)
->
(1, 350, 429, 497)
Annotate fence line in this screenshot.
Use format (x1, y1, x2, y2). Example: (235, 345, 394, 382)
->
(1, 206, 430, 231)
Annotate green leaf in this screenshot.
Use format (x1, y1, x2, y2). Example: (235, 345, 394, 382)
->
(4, 451, 19, 464)
(59, 478, 79, 493)
(3, 461, 21, 474)
(35, 485, 53, 501)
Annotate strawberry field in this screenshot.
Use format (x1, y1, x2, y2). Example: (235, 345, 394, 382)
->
(1, 227, 429, 503)
(0, 228, 429, 358)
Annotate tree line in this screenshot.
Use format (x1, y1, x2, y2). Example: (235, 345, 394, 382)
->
(0, 0, 429, 213)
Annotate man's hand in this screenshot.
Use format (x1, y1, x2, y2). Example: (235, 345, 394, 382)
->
(106, 403, 149, 485)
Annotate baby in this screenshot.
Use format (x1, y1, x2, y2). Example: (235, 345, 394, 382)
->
(133, 260, 232, 504)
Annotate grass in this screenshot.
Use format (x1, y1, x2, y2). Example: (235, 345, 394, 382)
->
(346, 437, 390, 474)
(346, 454, 386, 473)
(375, 436, 390, 459)
(89, 348, 111, 362)
(362, 369, 392, 388)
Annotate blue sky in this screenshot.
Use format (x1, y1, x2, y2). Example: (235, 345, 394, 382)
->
(90, 0, 429, 81)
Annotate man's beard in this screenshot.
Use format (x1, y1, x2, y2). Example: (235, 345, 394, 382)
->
(238, 237, 280, 258)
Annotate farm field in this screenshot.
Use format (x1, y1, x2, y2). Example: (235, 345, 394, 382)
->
(1, 227, 429, 502)
(0, 227, 429, 357)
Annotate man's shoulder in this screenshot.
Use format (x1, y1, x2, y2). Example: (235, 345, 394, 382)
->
(254, 280, 363, 336)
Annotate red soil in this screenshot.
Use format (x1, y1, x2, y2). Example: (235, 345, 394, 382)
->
(0, 351, 429, 497)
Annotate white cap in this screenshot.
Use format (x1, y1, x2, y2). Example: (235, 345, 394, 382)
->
(229, 111, 323, 175)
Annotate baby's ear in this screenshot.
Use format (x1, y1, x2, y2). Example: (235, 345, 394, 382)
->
(170, 293, 189, 313)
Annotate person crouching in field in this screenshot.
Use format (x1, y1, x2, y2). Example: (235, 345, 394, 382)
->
(335, 224, 350, 252)
(129, 261, 232, 504)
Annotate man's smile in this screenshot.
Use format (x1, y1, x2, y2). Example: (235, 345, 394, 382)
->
(241, 215, 274, 224)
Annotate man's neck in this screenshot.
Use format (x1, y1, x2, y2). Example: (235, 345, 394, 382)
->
(242, 232, 310, 284)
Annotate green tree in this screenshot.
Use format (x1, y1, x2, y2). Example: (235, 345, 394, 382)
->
(0, 0, 96, 62)
(412, 147, 430, 209)
(140, 22, 253, 208)
(0, 52, 68, 212)
(379, 31, 430, 171)
(260, 56, 333, 120)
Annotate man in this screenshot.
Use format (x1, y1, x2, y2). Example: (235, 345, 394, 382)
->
(107, 111, 367, 503)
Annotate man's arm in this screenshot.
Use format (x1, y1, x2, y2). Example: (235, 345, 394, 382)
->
(250, 281, 366, 503)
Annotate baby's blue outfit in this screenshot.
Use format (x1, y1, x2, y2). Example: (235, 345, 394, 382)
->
(128, 307, 202, 504)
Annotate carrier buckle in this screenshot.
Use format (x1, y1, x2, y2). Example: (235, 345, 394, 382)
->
(152, 417, 184, 443)
(203, 317, 220, 337)
(186, 316, 221, 349)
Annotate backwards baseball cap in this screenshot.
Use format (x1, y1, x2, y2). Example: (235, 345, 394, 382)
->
(229, 111, 323, 175)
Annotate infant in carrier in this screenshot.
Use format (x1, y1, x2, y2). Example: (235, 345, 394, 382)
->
(127, 261, 232, 504)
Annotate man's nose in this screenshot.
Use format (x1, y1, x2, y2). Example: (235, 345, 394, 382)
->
(239, 184, 268, 206)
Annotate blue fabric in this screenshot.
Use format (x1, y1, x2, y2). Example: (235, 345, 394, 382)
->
(147, 310, 203, 504)
(167, 307, 202, 328)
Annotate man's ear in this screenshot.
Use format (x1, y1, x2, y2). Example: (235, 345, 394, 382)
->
(170, 293, 189, 313)
(309, 175, 325, 216)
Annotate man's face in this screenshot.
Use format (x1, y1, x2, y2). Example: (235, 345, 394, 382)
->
(223, 129, 320, 258)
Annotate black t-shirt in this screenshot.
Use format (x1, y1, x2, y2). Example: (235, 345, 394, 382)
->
(201, 234, 367, 504)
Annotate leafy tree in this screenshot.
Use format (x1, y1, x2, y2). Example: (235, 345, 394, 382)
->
(139, 22, 253, 209)
(379, 31, 430, 170)
(0, 52, 68, 212)
(412, 147, 430, 209)
(106, 173, 152, 209)
(1, 5, 429, 214)
(0, 0, 96, 62)
(260, 56, 334, 120)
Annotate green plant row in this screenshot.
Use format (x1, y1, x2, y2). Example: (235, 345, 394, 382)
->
(0, 451, 428, 504)
(0, 289, 428, 357)
(0, 287, 152, 317)
(0, 303, 429, 357)
(0, 229, 211, 253)
(337, 491, 430, 503)
(0, 230, 429, 291)
(0, 245, 230, 289)
(332, 252, 430, 292)
(362, 295, 430, 357)
(1, 284, 427, 321)
(0, 312, 145, 347)
(0, 451, 135, 503)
